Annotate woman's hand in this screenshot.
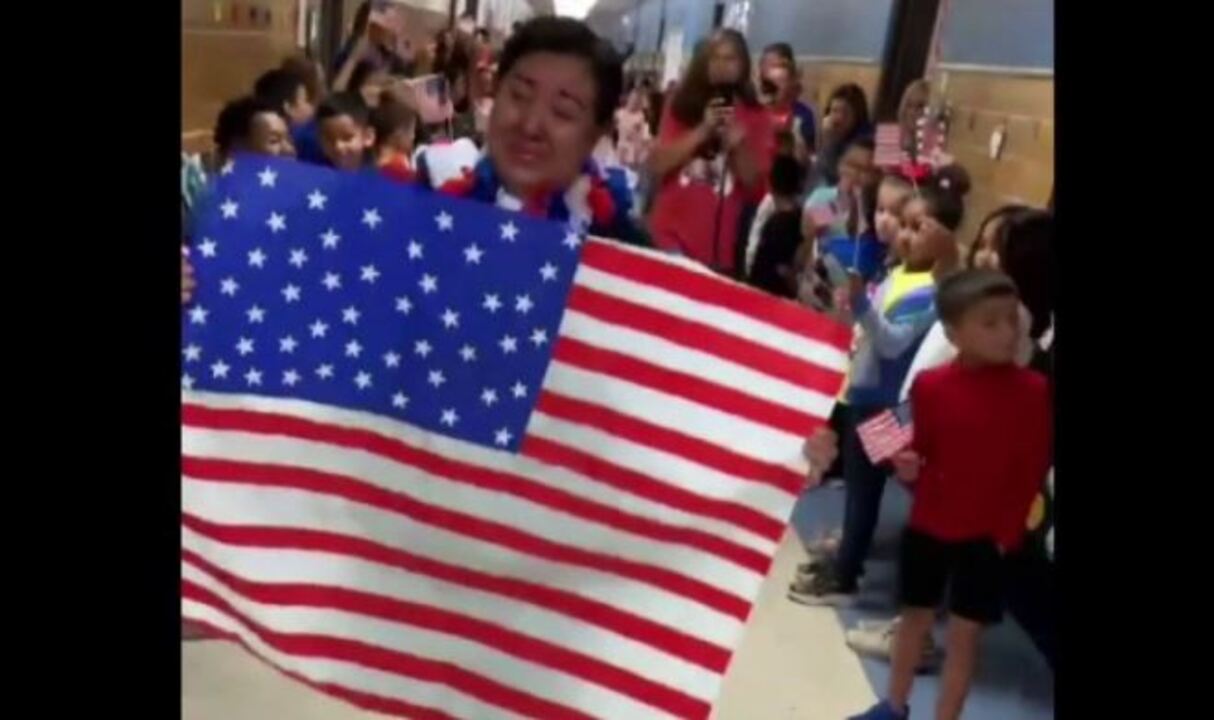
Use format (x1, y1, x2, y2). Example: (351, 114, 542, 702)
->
(891, 450, 922, 485)
(802, 427, 840, 488)
(182, 250, 196, 305)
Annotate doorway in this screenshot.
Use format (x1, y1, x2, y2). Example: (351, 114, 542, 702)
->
(875, 0, 943, 121)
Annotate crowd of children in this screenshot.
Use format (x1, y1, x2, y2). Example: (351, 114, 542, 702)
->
(181, 12, 1055, 720)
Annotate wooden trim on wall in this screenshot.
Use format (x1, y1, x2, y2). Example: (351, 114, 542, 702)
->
(795, 55, 879, 66)
(938, 62, 1054, 78)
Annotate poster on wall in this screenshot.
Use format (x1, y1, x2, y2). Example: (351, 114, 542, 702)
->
(722, 0, 751, 34)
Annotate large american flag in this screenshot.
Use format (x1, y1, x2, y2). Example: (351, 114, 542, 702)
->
(182, 156, 851, 719)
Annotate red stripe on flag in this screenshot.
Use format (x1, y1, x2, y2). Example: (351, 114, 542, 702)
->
(522, 436, 787, 544)
(183, 454, 752, 619)
(580, 241, 853, 353)
(567, 285, 847, 397)
(183, 513, 733, 672)
(183, 580, 596, 720)
(536, 390, 810, 495)
(553, 337, 822, 439)
(184, 403, 759, 572)
(184, 550, 713, 718)
(182, 619, 463, 720)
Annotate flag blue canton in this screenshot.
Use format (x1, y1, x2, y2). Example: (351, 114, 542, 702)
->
(182, 155, 583, 452)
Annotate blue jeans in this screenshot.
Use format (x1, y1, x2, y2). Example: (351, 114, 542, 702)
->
(834, 404, 891, 586)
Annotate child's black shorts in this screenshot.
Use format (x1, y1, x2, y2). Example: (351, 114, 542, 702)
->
(899, 528, 1004, 625)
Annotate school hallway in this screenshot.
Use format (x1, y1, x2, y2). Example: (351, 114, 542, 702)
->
(182, 484, 1052, 719)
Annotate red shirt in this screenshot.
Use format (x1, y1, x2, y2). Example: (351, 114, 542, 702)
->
(649, 102, 774, 274)
(909, 362, 1052, 550)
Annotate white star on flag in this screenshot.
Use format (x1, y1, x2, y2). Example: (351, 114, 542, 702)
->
(395, 296, 413, 314)
(320, 228, 340, 249)
(530, 328, 549, 347)
(258, 167, 277, 188)
(539, 263, 558, 282)
(342, 306, 361, 325)
(244, 368, 263, 386)
(219, 277, 239, 296)
(248, 248, 267, 268)
(419, 274, 438, 294)
(354, 371, 372, 389)
(182, 374, 195, 390)
(563, 231, 582, 249)
(183, 344, 201, 362)
(407, 240, 424, 259)
(483, 294, 502, 312)
(188, 305, 209, 325)
(428, 370, 446, 388)
(289, 249, 309, 268)
(515, 294, 534, 314)
(392, 392, 409, 408)
(481, 388, 498, 406)
(464, 244, 484, 264)
(494, 428, 513, 446)
(436, 211, 454, 231)
(309, 320, 329, 338)
(315, 363, 334, 379)
(441, 309, 460, 329)
(383, 351, 401, 368)
(322, 272, 342, 291)
(279, 336, 298, 353)
(235, 337, 255, 356)
(440, 408, 459, 427)
(220, 160, 234, 176)
(220, 198, 239, 218)
(414, 340, 432, 358)
(500, 335, 518, 354)
(210, 360, 229, 379)
(345, 340, 363, 358)
(246, 305, 266, 323)
(362, 208, 382, 229)
(281, 284, 301, 303)
(198, 239, 218, 257)
(307, 190, 327, 210)
(267, 212, 287, 233)
(459, 345, 477, 362)
(501, 221, 519, 241)
(282, 369, 301, 386)
(511, 381, 527, 399)
(361, 265, 380, 283)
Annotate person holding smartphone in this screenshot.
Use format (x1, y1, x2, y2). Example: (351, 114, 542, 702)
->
(758, 42, 815, 162)
(646, 29, 775, 276)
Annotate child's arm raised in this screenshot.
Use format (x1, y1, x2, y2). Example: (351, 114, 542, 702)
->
(850, 283, 937, 359)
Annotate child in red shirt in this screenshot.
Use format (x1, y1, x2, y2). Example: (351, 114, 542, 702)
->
(850, 269, 1051, 720)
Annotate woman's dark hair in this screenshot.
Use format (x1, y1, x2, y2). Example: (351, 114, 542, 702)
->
(965, 204, 1031, 267)
(214, 96, 281, 155)
(669, 29, 758, 127)
(917, 164, 972, 231)
(995, 208, 1054, 339)
(826, 83, 871, 140)
(496, 17, 624, 127)
(770, 154, 805, 198)
(280, 55, 325, 104)
(762, 42, 796, 67)
(253, 69, 307, 115)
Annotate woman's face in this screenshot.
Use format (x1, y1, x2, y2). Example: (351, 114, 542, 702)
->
(488, 51, 603, 199)
(837, 145, 876, 194)
(826, 98, 856, 138)
(972, 216, 1006, 270)
(707, 39, 745, 86)
(898, 86, 929, 132)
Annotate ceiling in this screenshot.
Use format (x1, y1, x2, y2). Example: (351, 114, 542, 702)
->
(528, 0, 640, 19)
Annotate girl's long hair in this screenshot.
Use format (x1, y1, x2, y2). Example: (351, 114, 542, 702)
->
(668, 29, 758, 127)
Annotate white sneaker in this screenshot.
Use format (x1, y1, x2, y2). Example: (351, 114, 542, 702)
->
(846, 617, 942, 671)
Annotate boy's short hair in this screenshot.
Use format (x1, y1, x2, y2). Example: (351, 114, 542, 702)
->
(318, 92, 370, 126)
(769, 154, 805, 198)
(370, 94, 418, 147)
(214, 95, 280, 155)
(253, 68, 307, 112)
(936, 269, 1019, 327)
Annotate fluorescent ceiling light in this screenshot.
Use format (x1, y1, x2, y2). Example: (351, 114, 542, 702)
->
(553, 0, 597, 19)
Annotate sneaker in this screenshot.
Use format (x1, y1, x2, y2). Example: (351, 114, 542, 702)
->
(795, 557, 831, 578)
(845, 618, 943, 672)
(848, 700, 909, 720)
(787, 565, 858, 607)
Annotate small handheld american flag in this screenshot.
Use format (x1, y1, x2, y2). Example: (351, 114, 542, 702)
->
(874, 124, 905, 168)
(856, 403, 914, 465)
